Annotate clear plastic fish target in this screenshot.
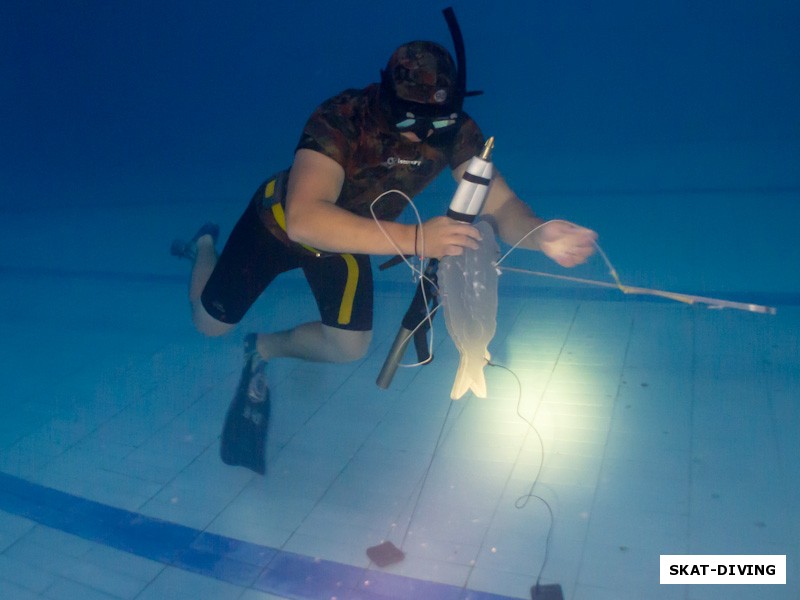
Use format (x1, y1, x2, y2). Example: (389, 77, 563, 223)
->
(438, 220, 499, 399)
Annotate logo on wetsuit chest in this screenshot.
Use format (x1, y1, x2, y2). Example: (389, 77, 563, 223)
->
(381, 156, 423, 169)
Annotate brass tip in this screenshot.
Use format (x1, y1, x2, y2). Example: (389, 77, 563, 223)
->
(479, 136, 495, 161)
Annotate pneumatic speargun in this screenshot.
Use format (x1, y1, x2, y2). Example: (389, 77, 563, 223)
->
(376, 137, 495, 389)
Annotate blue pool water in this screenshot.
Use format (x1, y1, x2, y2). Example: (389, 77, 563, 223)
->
(1, 2, 798, 599)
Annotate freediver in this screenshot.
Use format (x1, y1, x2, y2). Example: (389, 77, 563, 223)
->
(172, 19, 597, 474)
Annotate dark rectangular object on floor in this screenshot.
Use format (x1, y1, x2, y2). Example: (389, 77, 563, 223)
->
(366, 541, 405, 567)
(531, 583, 564, 600)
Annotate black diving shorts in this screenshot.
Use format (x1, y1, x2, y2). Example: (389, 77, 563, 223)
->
(200, 179, 374, 331)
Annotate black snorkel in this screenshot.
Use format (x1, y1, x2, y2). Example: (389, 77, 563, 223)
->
(442, 6, 483, 112)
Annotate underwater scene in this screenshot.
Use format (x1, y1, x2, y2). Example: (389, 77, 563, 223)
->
(1, 2, 798, 599)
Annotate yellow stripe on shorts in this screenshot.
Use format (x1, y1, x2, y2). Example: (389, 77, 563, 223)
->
(264, 179, 276, 199)
(338, 254, 359, 325)
(270, 202, 322, 257)
(270, 199, 359, 325)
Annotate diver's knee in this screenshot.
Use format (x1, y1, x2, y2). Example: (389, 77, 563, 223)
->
(324, 327, 372, 362)
(191, 300, 235, 337)
(348, 331, 372, 361)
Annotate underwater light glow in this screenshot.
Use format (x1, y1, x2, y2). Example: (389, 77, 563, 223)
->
(498, 335, 619, 488)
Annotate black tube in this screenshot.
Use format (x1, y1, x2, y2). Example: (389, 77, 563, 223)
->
(376, 327, 415, 389)
(442, 7, 467, 110)
(376, 260, 439, 389)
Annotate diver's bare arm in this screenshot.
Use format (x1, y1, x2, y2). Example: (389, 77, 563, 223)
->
(452, 162, 545, 249)
(286, 149, 481, 257)
(452, 161, 597, 267)
(284, 150, 411, 255)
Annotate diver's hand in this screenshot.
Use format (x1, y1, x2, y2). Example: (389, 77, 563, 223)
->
(418, 216, 482, 258)
(538, 220, 598, 267)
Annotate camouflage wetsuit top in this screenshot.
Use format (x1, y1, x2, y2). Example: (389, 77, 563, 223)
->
(261, 83, 485, 249)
